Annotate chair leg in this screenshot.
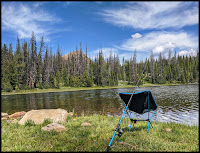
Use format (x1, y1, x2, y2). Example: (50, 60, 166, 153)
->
(149, 121, 153, 128)
(128, 121, 133, 133)
(148, 120, 154, 134)
(148, 121, 150, 133)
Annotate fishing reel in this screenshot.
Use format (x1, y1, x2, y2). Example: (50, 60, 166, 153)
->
(117, 127, 123, 137)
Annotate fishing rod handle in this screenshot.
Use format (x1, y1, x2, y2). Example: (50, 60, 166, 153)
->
(106, 146, 110, 152)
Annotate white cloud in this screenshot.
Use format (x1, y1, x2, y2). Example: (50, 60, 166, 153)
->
(89, 48, 118, 60)
(100, 2, 198, 29)
(1, 2, 64, 40)
(178, 49, 197, 57)
(63, 1, 71, 7)
(153, 42, 176, 54)
(115, 31, 198, 56)
(89, 47, 146, 64)
(32, 2, 48, 8)
(95, 2, 103, 4)
(131, 33, 142, 39)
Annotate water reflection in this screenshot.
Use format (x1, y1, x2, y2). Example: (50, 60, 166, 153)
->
(1, 84, 199, 126)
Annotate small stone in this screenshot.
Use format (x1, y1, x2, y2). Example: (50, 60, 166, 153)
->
(68, 112, 73, 116)
(81, 122, 91, 127)
(1, 128, 4, 134)
(6, 120, 11, 123)
(72, 118, 77, 121)
(1, 112, 8, 117)
(41, 123, 66, 132)
(9, 111, 26, 119)
(1, 117, 7, 120)
(166, 128, 172, 132)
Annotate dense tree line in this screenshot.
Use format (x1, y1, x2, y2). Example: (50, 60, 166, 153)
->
(1, 32, 199, 92)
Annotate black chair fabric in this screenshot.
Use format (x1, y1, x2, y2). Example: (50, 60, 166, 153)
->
(119, 90, 157, 114)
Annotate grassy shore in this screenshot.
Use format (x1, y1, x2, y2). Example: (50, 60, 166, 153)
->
(1, 82, 198, 95)
(1, 114, 199, 152)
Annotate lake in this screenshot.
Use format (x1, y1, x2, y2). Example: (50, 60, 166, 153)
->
(1, 84, 199, 126)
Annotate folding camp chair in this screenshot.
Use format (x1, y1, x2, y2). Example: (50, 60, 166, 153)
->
(106, 90, 158, 152)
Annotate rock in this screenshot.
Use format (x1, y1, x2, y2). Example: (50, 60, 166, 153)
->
(6, 120, 11, 123)
(9, 111, 26, 119)
(41, 123, 66, 132)
(68, 112, 73, 117)
(1, 117, 7, 120)
(81, 122, 91, 127)
(1, 128, 4, 134)
(1, 112, 8, 117)
(18, 108, 68, 125)
(5, 119, 18, 124)
(165, 128, 172, 132)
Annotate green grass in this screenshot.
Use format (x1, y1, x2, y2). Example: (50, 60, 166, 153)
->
(1, 82, 198, 96)
(1, 114, 199, 152)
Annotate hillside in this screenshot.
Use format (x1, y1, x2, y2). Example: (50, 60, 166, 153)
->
(62, 50, 91, 76)
(62, 50, 90, 63)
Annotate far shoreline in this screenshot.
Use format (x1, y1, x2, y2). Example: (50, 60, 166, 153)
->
(1, 82, 198, 96)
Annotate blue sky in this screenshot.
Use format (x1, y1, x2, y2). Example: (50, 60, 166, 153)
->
(1, 1, 199, 63)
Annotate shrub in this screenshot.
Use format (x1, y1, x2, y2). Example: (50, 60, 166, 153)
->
(2, 81, 13, 92)
(25, 120, 35, 127)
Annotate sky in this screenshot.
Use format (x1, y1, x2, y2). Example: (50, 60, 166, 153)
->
(1, 1, 199, 63)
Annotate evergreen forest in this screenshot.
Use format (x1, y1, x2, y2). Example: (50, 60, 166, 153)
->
(1, 32, 199, 92)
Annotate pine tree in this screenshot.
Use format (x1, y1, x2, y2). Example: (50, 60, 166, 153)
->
(80, 69, 93, 87)
(166, 49, 173, 83)
(7, 43, 17, 90)
(154, 60, 159, 83)
(15, 36, 25, 89)
(192, 51, 198, 82)
(49, 72, 54, 88)
(29, 32, 37, 88)
(69, 74, 75, 87)
(184, 56, 189, 83)
(172, 50, 178, 81)
(158, 52, 163, 83)
(37, 34, 44, 88)
(150, 51, 155, 83)
(132, 49, 137, 84)
(85, 43, 89, 74)
(177, 54, 181, 82)
(1, 44, 13, 91)
(63, 63, 69, 87)
(94, 50, 102, 86)
(128, 59, 131, 84)
(89, 56, 94, 85)
(43, 45, 51, 87)
(115, 54, 120, 85)
(54, 70, 61, 88)
(122, 57, 126, 81)
(22, 41, 29, 88)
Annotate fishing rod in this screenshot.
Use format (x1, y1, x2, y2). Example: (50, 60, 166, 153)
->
(106, 60, 148, 152)
(125, 60, 148, 131)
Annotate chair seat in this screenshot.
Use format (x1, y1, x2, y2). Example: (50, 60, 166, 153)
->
(119, 90, 157, 114)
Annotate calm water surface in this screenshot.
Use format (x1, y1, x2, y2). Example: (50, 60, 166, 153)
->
(1, 84, 199, 126)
